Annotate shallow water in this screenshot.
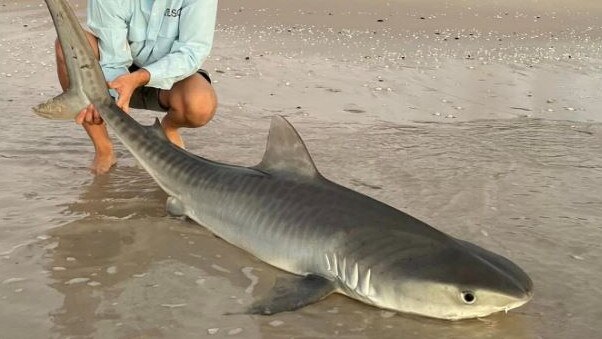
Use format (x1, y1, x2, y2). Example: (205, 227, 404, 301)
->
(2, 0, 602, 338)
(2, 108, 601, 338)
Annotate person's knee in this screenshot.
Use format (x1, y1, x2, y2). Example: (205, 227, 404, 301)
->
(56, 33, 100, 60)
(55, 38, 65, 63)
(182, 89, 217, 128)
(84, 31, 100, 59)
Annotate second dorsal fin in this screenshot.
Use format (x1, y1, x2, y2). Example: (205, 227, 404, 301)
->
(255, 116, 321, 179)
(145, 118, 168, 141)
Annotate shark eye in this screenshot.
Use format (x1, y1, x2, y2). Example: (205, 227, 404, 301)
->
(461, 291, 476, 304)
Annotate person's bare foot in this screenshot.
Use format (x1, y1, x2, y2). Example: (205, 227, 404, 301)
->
(161, 118, 185, 148)
(90, 150, 116, 175)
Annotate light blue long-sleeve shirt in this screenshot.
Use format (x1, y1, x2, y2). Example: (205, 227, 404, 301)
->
(86, 0, 217, 90)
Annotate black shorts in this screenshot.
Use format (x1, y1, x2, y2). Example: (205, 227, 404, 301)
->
(127, 65, 212, 112)
(128, 64, 212, 84)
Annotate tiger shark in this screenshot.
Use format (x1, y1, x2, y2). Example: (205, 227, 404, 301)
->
(34, 0, 533, 320)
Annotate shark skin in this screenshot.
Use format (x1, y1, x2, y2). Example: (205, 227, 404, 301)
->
(36, 0, 533, 320)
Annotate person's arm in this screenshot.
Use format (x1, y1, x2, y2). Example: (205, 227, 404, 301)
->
(143, 0, 218, 89)
(86, 0, 132, 85)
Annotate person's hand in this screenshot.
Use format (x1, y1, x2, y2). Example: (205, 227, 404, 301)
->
(74, 69, 150, 125)
(108, 69, 151, 113)
(76, 103, 102, 125)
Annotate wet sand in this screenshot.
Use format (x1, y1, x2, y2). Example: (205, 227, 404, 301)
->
(1, 0, 602, 338)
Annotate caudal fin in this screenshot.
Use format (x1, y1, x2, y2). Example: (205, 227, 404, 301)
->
(34, 0, 111, 120)
(33, 89, 89, 120)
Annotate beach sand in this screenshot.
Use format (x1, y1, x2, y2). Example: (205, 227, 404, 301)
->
(1, 0, 601, 338)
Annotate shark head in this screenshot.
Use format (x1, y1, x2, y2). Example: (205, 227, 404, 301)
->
(364, 236, 533, 320)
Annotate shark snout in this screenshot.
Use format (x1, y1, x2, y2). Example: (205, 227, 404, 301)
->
(509, 265, 534, 301)
(521, 283, 534, 302)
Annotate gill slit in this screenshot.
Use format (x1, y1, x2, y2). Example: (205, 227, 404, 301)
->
(325, 252, 372, 298)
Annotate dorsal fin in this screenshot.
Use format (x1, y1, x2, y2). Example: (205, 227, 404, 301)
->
(145, 118, 168, 141)
(255, 116, 321, 179)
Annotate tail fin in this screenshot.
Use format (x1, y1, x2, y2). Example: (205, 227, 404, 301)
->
(34, 0, 111, 120)
(33, 89, 88, 119)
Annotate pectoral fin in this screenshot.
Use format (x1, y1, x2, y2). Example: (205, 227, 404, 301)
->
(246, 274, 335, 315)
